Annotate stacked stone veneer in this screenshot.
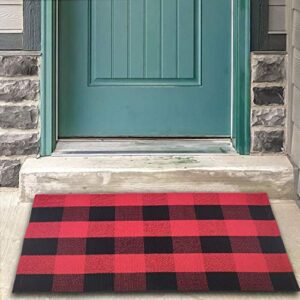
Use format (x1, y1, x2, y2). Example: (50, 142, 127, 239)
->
(251, 54, 287, 153)
(0, 55, 40, 187)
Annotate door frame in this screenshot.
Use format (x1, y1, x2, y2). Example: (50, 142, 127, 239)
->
(40, 0, 250, 156)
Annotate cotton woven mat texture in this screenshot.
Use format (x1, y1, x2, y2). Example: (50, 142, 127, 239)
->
(13, 193, 299, 293)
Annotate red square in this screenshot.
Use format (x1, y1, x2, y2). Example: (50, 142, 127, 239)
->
(115, 254, 146, 273)
(170, 220, 199, 236)
(115, 221, 143, 237)
(85, 255, 114, 273)
(174, 254, 204, 272)
(145, 254, 175, 272)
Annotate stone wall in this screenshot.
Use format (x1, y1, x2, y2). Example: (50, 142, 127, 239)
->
(251, 54, 287, 154)
(0, 55, 40, 187)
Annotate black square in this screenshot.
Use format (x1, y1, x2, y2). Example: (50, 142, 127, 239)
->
(89, 207, 115, 221)
(195, 205, 224, 220)
(84, 274, 114, 291)
(22, 238, 58, 255)
(146, 273, 177, 290)
(206, 272, 240, 291)
(258, 237, 285, 253)
(86, 238, 115, 254)
(30, 207, 64, 222)
(13, 275, 53, 293)
(270, 273, 300, 291)
(144, 237, 173, 253)
(200, 237, 232, 253)
(249, 206, 274, 220)
(143, 206, 169, 221)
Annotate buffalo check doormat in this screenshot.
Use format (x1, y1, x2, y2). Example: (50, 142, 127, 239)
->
(13, 193, 299, 293)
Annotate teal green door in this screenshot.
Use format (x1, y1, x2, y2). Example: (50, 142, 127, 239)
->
(58, 0, 232, 137)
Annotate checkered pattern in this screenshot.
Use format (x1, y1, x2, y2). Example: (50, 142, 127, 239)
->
(13, 193, 299, 293)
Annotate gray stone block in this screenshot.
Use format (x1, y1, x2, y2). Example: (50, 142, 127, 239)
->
(0, 133, 39, 156)
(0, 80, 39, 102)
(252, 130, 284, 153)
(252, 55, 286, 82)
(0, 160, 21, 187)
(251, 108, 286, 127)
(253, 86, 284, 105)
(0, 56, 38, 77)
(0, 106, 38, 129)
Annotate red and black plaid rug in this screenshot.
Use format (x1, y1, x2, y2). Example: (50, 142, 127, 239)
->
(13, 193, 299, 293)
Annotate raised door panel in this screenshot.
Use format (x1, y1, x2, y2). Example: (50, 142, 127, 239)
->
(90, 0, 200, 85)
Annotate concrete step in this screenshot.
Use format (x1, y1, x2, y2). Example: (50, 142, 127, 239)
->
(19, 155, 295, 202)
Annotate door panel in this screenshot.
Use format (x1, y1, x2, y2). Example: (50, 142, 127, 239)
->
(90, 0, 198, 85)
(58, 0, 232, 137)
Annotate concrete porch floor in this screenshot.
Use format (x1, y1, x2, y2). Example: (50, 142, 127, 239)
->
(1, 190, 300, 300)
(19, 155, 295, 202)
